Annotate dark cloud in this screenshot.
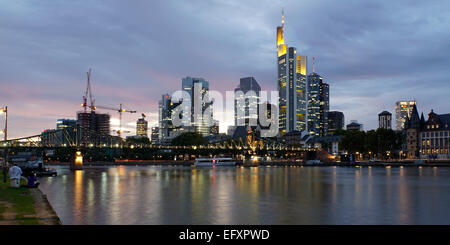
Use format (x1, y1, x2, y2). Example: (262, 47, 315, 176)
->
(0, 0, 449, 137)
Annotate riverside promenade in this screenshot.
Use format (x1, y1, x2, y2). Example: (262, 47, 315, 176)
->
(0, 172, 61, 225)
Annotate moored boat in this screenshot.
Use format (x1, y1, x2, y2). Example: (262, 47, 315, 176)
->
(194, 157, 236, 167)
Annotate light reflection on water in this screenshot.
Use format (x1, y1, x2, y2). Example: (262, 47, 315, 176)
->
(38, 165, 450, 225)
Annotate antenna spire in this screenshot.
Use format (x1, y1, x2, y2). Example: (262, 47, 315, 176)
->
(313, 57, 316, 73)
(282, 7, 284, 26)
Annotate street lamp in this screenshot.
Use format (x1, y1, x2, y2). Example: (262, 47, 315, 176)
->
(1, 106, 7, 183)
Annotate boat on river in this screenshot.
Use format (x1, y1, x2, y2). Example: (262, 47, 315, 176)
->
(194, 157, 236, 167)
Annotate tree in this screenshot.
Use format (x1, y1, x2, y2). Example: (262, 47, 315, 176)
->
(171, 132, 206, 146)
(338, 128, 402, 159)
(339, 130, 366, 153)
(126, 137, 150, 146)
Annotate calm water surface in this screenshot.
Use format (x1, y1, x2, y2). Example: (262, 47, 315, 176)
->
(38, 165, 450, 225)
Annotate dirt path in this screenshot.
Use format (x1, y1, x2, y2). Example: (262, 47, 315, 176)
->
(0, 201, 19, 225)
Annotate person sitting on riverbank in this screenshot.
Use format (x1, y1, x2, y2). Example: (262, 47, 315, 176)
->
(9, 164, 22, 188)
(25, 172, 40, 188)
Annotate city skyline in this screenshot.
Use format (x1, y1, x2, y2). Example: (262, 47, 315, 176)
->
(1, 0, 450, 138)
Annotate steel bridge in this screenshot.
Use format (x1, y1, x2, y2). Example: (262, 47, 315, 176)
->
(0, 125, 314, 153)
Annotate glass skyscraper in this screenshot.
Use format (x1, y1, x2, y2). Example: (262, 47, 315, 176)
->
(395, 100, 417, 131)
(234, 77, 261, 126)
(277, 10, 308, 136)
(181, 77, 213, 136)
(307, 71, 329, 136)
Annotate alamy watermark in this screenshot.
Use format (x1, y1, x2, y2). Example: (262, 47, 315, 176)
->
(170, 83, 279, 137)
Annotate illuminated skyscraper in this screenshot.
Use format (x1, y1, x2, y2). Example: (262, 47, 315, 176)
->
(328, 111, 344, 135)
(307, 70, 329, 137)
(277, 9, 308, 136)
(234, 77, 261, 126)
(136, 116, 148, 137)
(181, 77, 214, 136)
(395, 100, 417, 130)
(151, 127, 159, 144)
(158, 94, 173, 140)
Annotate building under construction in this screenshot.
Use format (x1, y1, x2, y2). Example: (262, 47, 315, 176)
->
(77, 111, 111, 145)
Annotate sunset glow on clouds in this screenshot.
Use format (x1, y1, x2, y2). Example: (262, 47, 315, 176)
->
(1, 0, 449, 138)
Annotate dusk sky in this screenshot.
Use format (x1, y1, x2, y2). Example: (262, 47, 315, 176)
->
(1, 0, 449, 139)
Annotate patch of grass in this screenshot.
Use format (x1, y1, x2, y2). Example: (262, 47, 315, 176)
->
(0, 170, 39, 225)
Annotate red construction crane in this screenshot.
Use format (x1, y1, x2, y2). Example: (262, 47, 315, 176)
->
(95, 104, 137, 138)
(81, 69, 137, 138)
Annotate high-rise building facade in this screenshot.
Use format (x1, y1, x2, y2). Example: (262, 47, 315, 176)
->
(56, 118, 77, 146)
(76, 111, 110, 144)
(378, 111, 392, 129)
(151, 127, 159, 144)
(328, 111, 344, 135)
(136, 116, 148, 137)
(307, 71, 329, 136)
(395, 100, 417, 131)
(234, 77, 261, 126)
(57, 119, 77, 130)
(182, 77, 214, 136)
(277, 10, 307, 136)
(296, 55, 308, 133)
(158, 94, 176, 140)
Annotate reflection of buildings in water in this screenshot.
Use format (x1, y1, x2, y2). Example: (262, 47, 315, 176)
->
(352, 167, 364, 218)
(332, 166, 337, 204)
(210, 169, 234, 224)
(73, 170, 83, 224)
(367, 167, 373, 206)
(398, 167, 412, 224)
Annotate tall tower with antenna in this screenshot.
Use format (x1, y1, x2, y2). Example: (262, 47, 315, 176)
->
(277, 8, 308, 135)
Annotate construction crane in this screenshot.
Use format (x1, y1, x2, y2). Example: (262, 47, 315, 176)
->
(81, 69, 137, 138)
(82, 68, 96, 112)
(80, 69, 96, 146)
(95, 104, 137, 138)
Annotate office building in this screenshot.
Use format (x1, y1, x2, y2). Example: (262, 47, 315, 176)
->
(136, 116, 148, 137)
(234, 77, 261, 126)
(346, 120, 363, 131)
(151, 127, 159, 144)
(328, 111, 344, 135)
(395, 100, 417, 130)
(158, 94, 179, 140)
(56, 119, 77, 130)
(378, 111, 392, 129)
(181, 76, 214, 136)
(55, 119, 77, 145)
(77, 111, 111, 144)
(277, 9, 308, 136)
(307, 67, 329, 137)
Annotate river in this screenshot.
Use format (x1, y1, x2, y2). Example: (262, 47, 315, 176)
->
(38, 165, 450, 225)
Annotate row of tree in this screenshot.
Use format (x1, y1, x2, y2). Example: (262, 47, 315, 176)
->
(333, 128, 403, 157)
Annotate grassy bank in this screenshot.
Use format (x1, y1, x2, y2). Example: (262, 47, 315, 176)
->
(0, 170, 39, 225)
